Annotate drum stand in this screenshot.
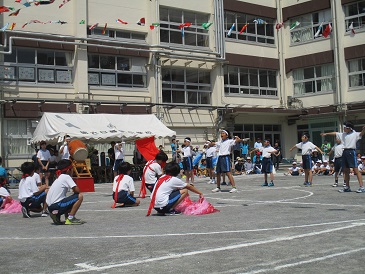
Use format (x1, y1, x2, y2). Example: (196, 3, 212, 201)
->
(72, 160, 92, 177)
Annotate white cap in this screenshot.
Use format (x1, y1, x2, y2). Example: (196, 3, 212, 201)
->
(361, 156, 365, 159)
(316, 160, 322, 163)
(292, 162, 297, 165)
(323, 160, 328, 163)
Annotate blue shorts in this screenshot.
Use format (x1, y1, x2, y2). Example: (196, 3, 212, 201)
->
(342, 149, 357, 169)
(261, 158, 273, 174)
(21, 191, 46, 209)
(113, 190, 137, 205)
(48, 193, 79, 215)
(206, 157, 213, 169)
(182, 157, 193, 171)
(216, 155, 231, 173)
(113, 159, 124, 172)
(154, 190, 181, 214)
(334, 157, 342, 172)
(302, 155, 313, 170)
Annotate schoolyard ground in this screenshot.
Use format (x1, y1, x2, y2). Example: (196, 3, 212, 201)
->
(1, 171, 365, 274)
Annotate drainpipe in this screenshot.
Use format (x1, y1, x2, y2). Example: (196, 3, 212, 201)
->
(277, 0, 286, 107)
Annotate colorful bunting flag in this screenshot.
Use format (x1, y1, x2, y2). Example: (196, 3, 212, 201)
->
(290, 21, 300, 30)
(59, 0, 71, 8)
(9, 9, 20, 16)
(89, 23, 99, 30)
(9, 23, 16, 30)
(1, 23, 10, 32)
(102, 23, 107, 34)
(253, 19, 267, 24)
(239, 23, 248, 34)
(79, 19, 85, 24)
(0, 6, 10, 13)
(137, 17, 145, 26)
(227, 23, 235, 36)
(202, 22, 213, 29)
(349, 22, 355, 35)
(116, 19, 128, 24)
(314, 22, 323, 38)
(150, 23, 160, 30)
(275, 22, 284, 30)
(322, 23, 332, 38)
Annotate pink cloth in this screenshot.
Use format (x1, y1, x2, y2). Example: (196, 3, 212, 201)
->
(175, 195, 219, 215)
(0, 198, 22, 214)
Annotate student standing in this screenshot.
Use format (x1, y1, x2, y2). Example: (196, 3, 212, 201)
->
(253, 140, 277, 186)
(289, 133, 324, 186)
(321, 122, 365, 193)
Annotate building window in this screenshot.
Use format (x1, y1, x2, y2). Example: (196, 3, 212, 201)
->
(233, 123, 281, 146)
(160, 7, 209, 47)
(4, 120, 34, 157)
(161, 68, 211, 105)
(224, 11, 274, 45)
(88, 28, 146, 41)
(290, 9, 331, 44)
(348, 58, 365, 88)
(87, 54, 147, 88)
(0, 48, 73, 84)
(223, 66, 277, 97)
(345, 1, 365, 31)
(293, 64, 335, 96)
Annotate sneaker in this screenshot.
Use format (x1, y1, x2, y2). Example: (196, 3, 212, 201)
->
(221, 181, 227, 185)
(303, 182, 307, 185)
(343, 183, 347, 187)
(304, 182, 312, 187)
(49, 212, 62, 225)
(268, 182, 274, 187)
(229, 188, 238, 193)
(332, 183, 338, 187)
(261, 182, 268, 187)
(22, 207, 31, 218)
(356, 187, 365, 193)
(65, 218, 85, 225)
(212, 187, 221, 193)
(207, 179, 212, 184)
(168, 209, 181, 215)
(41, 211, 49, 217)
(338, 187, 351, 193)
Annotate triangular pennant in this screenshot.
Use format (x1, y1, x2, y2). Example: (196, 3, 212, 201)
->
(202, 22, 213, 29)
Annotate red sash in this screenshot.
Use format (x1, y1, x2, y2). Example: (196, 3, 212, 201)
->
(146, 175, 172, 216)
(111, 174, 124, 208)
(139, 160, 155, 198)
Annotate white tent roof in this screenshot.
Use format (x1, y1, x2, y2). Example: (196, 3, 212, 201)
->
(32, 112, 176, 144)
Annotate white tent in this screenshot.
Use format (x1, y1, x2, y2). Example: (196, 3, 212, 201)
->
(32, 112, 176, 144)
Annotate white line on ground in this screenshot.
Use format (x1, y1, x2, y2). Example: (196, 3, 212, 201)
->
(239, 246, 365, 274)
(2, 218, 365, 241)
(58, 222, 365, 274)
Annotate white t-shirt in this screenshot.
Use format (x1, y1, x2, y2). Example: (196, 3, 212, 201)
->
(32, 172, 42, 185)
(60, 144, 70, 159)
(205, 146, 216, 158)
(216, 139, 236, 156)
(358, 163, 364, 171)
(153, 175, 187, 208)
(336, 131, 361, 149)
(182, 146, 192, 158)
(259, 146, 276, 158)
(254, 142, 263, 149)
(331, 144, 344, 158)
(18, 176, 39, 202)
(37, 149, 51, 161)
(0, 187, 10, 198)
(295, 141, 316, 155)
(112, 174, 135, 193)
(289, 166, 300, 172)
(114, 145, 124, 160)
(46, 174, 76, 205)
(143, 161, 162, 185)
(320, 164, 330, 170)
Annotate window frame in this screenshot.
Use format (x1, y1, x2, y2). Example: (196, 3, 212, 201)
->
(223, 65, 278, 97)
(87, 54, 148, 88)
(161, 67, 212, 105)
(88, 27, 146, 42)
(348, 58, 365, 88)
(344, 1, 365, 32)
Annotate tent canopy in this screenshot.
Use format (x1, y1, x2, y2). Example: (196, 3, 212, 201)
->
(32, 112, 176, 144)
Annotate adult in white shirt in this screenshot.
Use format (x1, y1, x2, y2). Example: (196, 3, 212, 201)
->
(59, 135, 71, 160)
(37, 141, 51, 187)
(113, 141, 125, 177)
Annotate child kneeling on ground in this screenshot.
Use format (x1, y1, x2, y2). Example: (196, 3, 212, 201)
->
(46, 159, 84, 225)
(18, 162, 48, 218)
(147, 162, 203, 216)
(112, 162, 140, 208)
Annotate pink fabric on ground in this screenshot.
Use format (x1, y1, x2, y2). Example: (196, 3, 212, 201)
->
(175, 195, 219, 215)
(0, 198, 22, 214)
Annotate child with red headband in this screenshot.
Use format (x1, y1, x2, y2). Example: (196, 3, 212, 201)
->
(18, 162, 48, 218)
(46, 159, 84, 225)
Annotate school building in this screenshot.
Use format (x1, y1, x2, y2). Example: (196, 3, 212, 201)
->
(0, 0, 365, 166)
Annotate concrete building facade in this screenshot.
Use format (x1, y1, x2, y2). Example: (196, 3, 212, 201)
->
(0, 0, 365, 167)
